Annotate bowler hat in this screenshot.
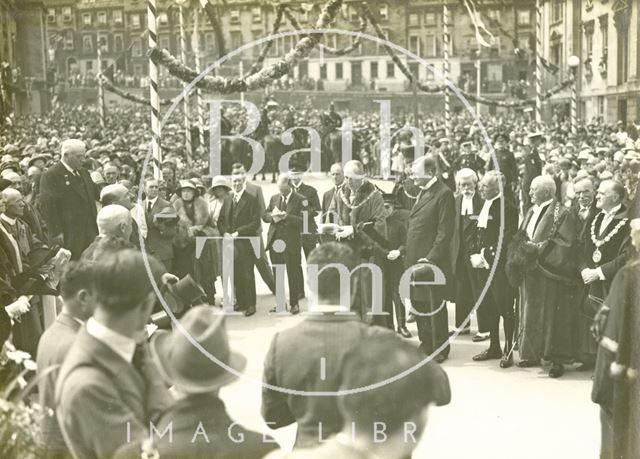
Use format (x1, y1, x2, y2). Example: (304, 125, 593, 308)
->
(163, 274, 206, 314)
(150, 306, 247, 393)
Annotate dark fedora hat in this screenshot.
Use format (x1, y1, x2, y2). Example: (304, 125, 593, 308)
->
(12, 271, 58, 296)
(163, 274, 206, 314)
(27, 245, 60, 270)
(150, 306, 247, 393)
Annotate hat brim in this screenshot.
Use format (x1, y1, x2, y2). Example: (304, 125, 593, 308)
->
(150, 330, 247, 394)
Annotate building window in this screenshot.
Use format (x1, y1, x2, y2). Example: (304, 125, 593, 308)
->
(86, 61, 93, 72)
(97, 34, 107, 51)
(597, 96, 604, 115)
(114, 34, 123, 53)
(552, 1, 564, 23)
(349, 6, 359, 22)
(205, 33, 215, 51)
(379, 4, 388, 21)
(47, 8, 56, 23)
(424, 12, 436, 26)
(409, 35, 420, 55)
(251, 7, 261, 23)
(370, 61, 378, 79)
(83, 13, 92, 26)
(130, 14, 141, 29)
(600, 15, 608, 58)
(64, 31, 74, 50)
(584, 21, 594, 58)
(517, 10, 531, 26)
(98, 12, 107, 25)
(551, 41, 563, 68)
(62, 7, 72, 22)
(132, 38, 142, 57)
(159, 35, 170, 51)
(158, 12, 168, 25)
(408, 13, 419, 27)
(424, 34, 436, 57)
(617, 27, 629, 84)
(231, 31, 242, 50)
(113, 11, 123, 25)
(387, 62, 395, 78)
(335, 62, 343, 79)
(230, 9, 240, 24)
(487, 9, 500, 22)
(320, 63, 327, 79)
(83, 35, 93, 53)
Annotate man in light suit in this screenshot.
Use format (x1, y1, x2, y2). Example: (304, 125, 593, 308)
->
(55, 250, 171, 459)
(39, 139, 98, 259)
(405, 155, 455, 363)
(218, 171, 261, 316)
(263, 175, 306, 314)
(142, 179, 174, 271)
(37, 261, 94, 459)
(261, 243, 393, 448)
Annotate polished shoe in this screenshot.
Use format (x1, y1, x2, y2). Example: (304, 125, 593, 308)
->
(406, 313, 416, 323)
(243, 307, 256, 317)
(576, 363, 594, 372)
(548, 363, 565, 378)
(516, 359, 541, 368)
(397, 326, 412, 339)
(269, 304, 289, 313)
(289, 304, 300, 315)
(499, 354, 514, 368)
(472, 332, 490, 342)
(434, 354, 448, 364)
(472, 349, 502, 361)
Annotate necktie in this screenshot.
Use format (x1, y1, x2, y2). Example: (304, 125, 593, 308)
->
(579, 207, 589, 220)
(147, 200, 153, 214)
(234, 194, 240, 204)
(281, 194, 287, 208)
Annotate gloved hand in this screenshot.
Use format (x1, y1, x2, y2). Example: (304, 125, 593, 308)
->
(5, 296, 31, 319)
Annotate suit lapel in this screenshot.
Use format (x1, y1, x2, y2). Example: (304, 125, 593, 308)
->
(410, 183, 437, 216)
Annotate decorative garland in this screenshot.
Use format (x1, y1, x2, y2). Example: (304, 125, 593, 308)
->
(338, 184, 379, 210)
(245, 5, 287, 78)
(201, 1, 226, 59)
(150, 0, 344, 94)
(100, 76, 175, 106)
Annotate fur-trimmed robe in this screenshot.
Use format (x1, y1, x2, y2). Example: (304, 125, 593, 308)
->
(172, 197, 218, 300)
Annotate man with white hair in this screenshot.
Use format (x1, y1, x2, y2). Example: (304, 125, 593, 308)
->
(100, 183, 145, 245)
(516, 174, 579, 377)
(39, 139, 98, 259)
(81, 205, 133, 261)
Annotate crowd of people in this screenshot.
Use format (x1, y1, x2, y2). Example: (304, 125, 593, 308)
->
(0, 100, 639, 458)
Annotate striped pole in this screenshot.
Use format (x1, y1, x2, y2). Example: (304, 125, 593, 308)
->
(179, 5, 192, 165)
(193, 9, 206, 151)
(97, 46, 105, 129)
(147, 0, 162, 179)
(443, 2, 451, 137)
(571, 76, 577, 135)
(535, 0, 542, 125)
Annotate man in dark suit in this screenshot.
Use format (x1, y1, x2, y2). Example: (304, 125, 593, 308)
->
(262, 243, 393, 448)
(470, 171, 519, 368)
(404, 155, 455, 363)
(37, 261, 94, 458)
(451, 168, 488, 338)
(55, 250, 171, 459)
(577, 179, 632, 371)
(290, 165, 321, 260)
(263, 175, 305, 314)
(113, 307, 278, 459)
(142, 179, 174, 271)
(218, 172, 261, 316)
(521, 132, 544, 212)
(231, 163, 277, 295)
(39, 139, 98, 259)
(321, 162, 344, 222)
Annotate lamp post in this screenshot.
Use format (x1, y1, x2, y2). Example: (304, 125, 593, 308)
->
(568, 55, 580, 135)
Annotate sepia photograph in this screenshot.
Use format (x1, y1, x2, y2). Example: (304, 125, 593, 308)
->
(0, 0, 639, 458)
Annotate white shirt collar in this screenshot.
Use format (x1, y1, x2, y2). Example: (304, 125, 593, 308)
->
(86, 317, 136, 363)
(282, 190, 293, 200)
(422, 176, 438, 191)
(532, 198, 553, 212)
(0, 213, 17, 226)
(234, 187, 245, 200)
(146, 196, 158, 206)
(602, 203, 622, 216)
(61, 159, 76, 174)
